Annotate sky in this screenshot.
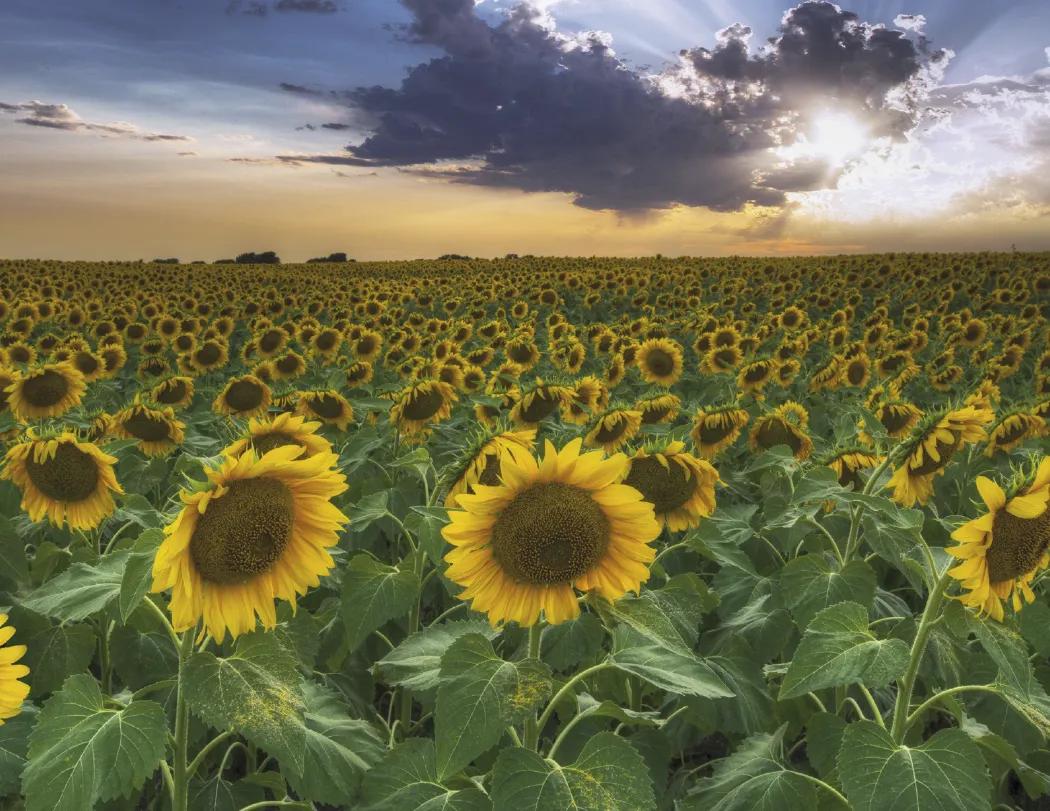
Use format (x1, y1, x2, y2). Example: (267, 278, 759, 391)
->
(1, 0, 1048, 261)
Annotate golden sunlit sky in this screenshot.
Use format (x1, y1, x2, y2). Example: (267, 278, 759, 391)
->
(1, 0, 1049, 261)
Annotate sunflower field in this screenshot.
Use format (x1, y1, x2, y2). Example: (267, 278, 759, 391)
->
(0, 254, 1048, 811)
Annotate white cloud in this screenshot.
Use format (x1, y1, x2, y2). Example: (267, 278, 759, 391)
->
(0, 100, 192, 142)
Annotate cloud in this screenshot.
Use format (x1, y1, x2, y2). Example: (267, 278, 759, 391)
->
(333, 0, 947, 212)
(893, 14, 926, 33)
(275, 0, 338, 12)
(279, 82, 324, 96)
(226, 0, 268, 16)
(321, 122, 351, 130)
(0, 100, 193, 142)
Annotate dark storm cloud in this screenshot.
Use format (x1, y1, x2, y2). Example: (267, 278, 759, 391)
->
(331, 0, 949, 211)
(321, 122, 351, 130)
(275, 0, 338, 13)
(0, 99, 192, 141)
(279, 82, 324, 96)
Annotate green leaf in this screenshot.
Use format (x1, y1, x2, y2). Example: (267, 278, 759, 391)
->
(683, 725, 817, 811)
(375, 620, 497, 695)
(183, 631, 307, 775)
(572, 692, 662, 728)
(0, 706, 36, 795)
(610, 633, 733, 699)
(350, 490, 390, 531)
(591, 575, 709, 656)
(18, 617, 96, 696)
(109, 621, 178, 690)
(1019, 600, 1050, 659)
(972, 619, 1050, 735)
(0, 515, 29, 589)
(838, 720, 992, 811)
(541, 613, 605, 672)
(781, 556, 876, 628)
(341, 554, 420, 652)
(435, 633, 552, 779)
(361, 738, 490, 811)
(283, 682, 386, 806)
(118, 529, 164, 623)
(22, 552, 128, 622)
(491, 731, 655, 810)
(189, 775, 264, 811)
(113, 493, 163, 529)
(22, 674, 167, 811)
(405, 505, 449, 566)
(806, 711, 846, 778)
(779, 601, 909, 700)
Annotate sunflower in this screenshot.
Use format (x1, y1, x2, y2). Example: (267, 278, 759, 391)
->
(2, 431, 122, 530)
(295, 390, 355, 431)
(224, 412, 334, 461)
(0, 615, 29, 724)
(214, 375, 272, 420)
(737, 358, 776, 395)
(984, 412, 1045, 457)
(110, 403, 186, 457)
(584, 408, 642, 453)
(636, 338, 683, 387)
(6, 362, 86, 421)
(390, 380, 458, 435)
(948, 459, 1050, 621)
(825, 449, 882, 490)
(443, 426, 537, 508)
(345, 360, 374, 387)
(562, 376, 606, 426)
(875, 400, 923, 440)
(509, 381, 573, 427)
(150, 376, 195, 409)
(442, 438, 660, 627)
(190, 340, 229, 374)
(690, 406, 749, 459)
(887, 406, 995, 507)
(623, 441, 718, 531)
(750, 402, 813, 460)
(0, 367, 18, 414)
(636, 393, 681, 425)
(151, 446, 348, 641)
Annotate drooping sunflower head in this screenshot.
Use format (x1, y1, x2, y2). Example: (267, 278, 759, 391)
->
(295, 389, 355, 431)
(0, 367, 19, 414)
(189, 339, 229, 374)
(636, 338, 684, 387)
(442, 438, 660, 627)
(151, 445, 348, 641)
(690, 405, 749, 459)
(509, 380, 573, 427)
(1, 430, 122, 530)
(886, 405, 995, 507)
(737, 358, 776, 394)
(6, 362, 86, 421)
(345, 360, 374, 388)
(0, 614, 29, 724)
(390, 379, 458, 435)
(824, 448, 882, 491)
(584, 407, 643, 453)
(151, 376, 195, 409)
(225, 412, 334, 461)
(214, 374, 272, 420)
(750, 401, 813, 460)
(948, 458, 1050, 621)
(984, 411, 1045, 457)
(875, 400, 923, 440)
(442, 424, 537, 508)
(109, 402, 186, 457)
(636, 392, 681, 425)
(623, 440, 718, 531)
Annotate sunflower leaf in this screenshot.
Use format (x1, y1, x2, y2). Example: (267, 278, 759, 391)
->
(434, 633, 552, 779)
(491, 731, 655, 811)
(838, 720, 992, 811)
(21, 551, 129, 622)
(22, 674, 167, 811)
(375, 619, 497, 695)
(780, 556, 876, 628)
(118, 529, 164, 622)
(182, 631, 307, 775)
(0, 706, 37, 796)
(361, 737, 490, 811)
(779, 601, 909, 700)
(340, 553, 420, 653)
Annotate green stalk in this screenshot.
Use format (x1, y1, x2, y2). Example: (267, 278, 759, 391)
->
(399, 551, 426, 734)
(171, 629, 196, 811)
(889, 564, 951, 742)
(522, 623, 544, 750)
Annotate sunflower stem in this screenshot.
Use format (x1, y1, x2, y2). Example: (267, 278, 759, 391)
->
(903, 683, 1000, 733)
(171, 628, 196, 811)
(523, 623, 544, 750)
(399, 550, 427, 735)
(889, 559, 951, 743)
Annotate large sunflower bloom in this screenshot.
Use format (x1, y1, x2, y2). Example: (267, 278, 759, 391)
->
(225, 412, 334, 461)
(984, 412, 1044, 457)
(887, 406, 994, 507)
(442, 439, 660, 627)
(623, 441, 718, 531)
(636, 338, 683, 387)
(1, 432, 122, 530)
(390, 380, 458, 435)
(6, 362, 86, 421)
(0, 615, 29, 724)
(151, 446, 348, 641)
(690, 406, 749, 459)
(443, 427, 537, 508)
(948, 459, 1050, 621)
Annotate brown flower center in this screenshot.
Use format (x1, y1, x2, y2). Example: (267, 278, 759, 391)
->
(402, 386, 445, 421)
(225, 380, 264, 412)
(250, 431, 304, 457)
(25, 442, 99, 502)
(644, 348, 675, 377)
(21, 370, 70, 407)
(123, 409, 172, 442)
(491, 482, 609, 585)
(519, 390, 558, 423)
(156, 380, 188, 404)
(755, 417, 803, 454)
(594, 416, 630, 444)
(986, 506, 1050, 583)
(624, 456, 694, 514)
(306, 394, 344, 420)
(190, 477, 294, 584)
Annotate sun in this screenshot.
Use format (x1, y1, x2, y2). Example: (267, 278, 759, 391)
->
(808, 111, 870, 166)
